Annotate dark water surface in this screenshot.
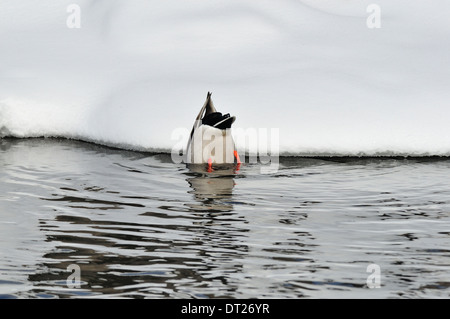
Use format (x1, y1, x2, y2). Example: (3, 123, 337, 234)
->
(1, 138, 450, 298)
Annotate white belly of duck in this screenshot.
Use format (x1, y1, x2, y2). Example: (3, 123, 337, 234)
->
(186, 124, 236, 164)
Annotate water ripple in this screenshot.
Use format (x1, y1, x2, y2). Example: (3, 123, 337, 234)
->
(2, 139, 450, 298)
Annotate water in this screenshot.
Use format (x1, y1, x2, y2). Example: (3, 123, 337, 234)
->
(1, 138, 449, 299)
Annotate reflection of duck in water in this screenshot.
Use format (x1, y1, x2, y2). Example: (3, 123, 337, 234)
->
(185, 165, 238, 212)
(186, 92, 241, 171)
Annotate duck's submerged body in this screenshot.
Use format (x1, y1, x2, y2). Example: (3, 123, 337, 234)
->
(186, 92, 240, 167)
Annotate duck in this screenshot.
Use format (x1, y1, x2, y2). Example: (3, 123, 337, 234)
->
(186, 92, 240, 170)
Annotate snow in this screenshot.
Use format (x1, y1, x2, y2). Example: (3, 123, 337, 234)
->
(1, 0, 450, 156)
